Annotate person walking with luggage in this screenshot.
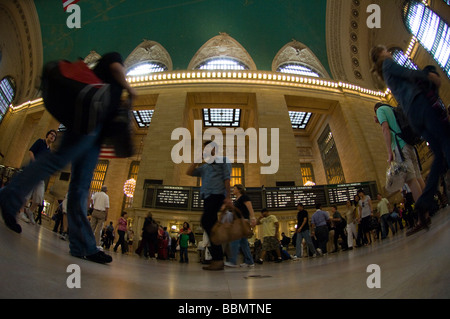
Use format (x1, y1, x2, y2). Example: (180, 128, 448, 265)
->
(374, 102, 424, 202)
(225, 184, 256, 268)
(370, 45, 450, 235)
(186, 140, 232, 271)
(0, 52, 136, 264)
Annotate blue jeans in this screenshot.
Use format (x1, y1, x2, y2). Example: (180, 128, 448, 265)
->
(295, 229, 316, 257)
(380, 214, 395, 239)
(0, 127, 102, 257)
(229, 237, 254, 265)
(408, 94, 450, 210)
(179, 247, 189, 262)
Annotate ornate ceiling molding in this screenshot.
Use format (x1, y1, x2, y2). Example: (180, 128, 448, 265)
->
(272, 40, 330, 78)
(124, 40, 173, 71)
(188, 32, 257, 70)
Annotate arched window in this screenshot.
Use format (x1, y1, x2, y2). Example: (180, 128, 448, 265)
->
(126, 62, 168, 76)
(277, 63, 321, 77)
(390, 48, 418, 70)
(196, 57, 249, 71)
(0, 76, 15, 124)
(403, 1, 450, 78)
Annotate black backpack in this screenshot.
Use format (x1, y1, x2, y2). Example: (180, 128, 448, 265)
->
(388, 105, 422, 147)
(41, 59, 111, 135)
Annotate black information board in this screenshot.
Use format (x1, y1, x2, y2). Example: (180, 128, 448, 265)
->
(191, 188, 203, 211)
(154, 186, 190, 209)
(327, 182, 374, 205)
(142, 182, 377, 211)
(265, 186, 327, 210)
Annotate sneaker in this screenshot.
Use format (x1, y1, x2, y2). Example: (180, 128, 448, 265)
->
(224, 261, 238, 268)
(25, 209, 36, 225)
(316, 248, 323, 256)
(256, 258, 263, 264)
(19, 212, 30, 223)
(240, 263, 255, 268)
(274, 258, 283, 263)
(85, 251, 112, 264)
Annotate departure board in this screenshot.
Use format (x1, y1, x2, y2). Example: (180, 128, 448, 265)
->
(191, 188, 203, 210)
(142, 181, 377, 211)
(154, 186, 190, 209)
(327, 182, 374, 204)
(265, 186, 327, 210)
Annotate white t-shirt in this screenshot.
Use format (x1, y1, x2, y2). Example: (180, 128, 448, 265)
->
(92, 191, 110, 211)
(359, 196, 371, 218)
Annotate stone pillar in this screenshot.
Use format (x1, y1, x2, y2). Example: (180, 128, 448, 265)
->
(255, 92, 302, 186)
(133, 91, 188, 208)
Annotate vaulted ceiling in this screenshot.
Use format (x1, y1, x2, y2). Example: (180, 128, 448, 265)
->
(34, 0, 329, 73)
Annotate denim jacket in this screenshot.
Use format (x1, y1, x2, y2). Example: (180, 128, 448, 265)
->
(382, 58, 429, 117)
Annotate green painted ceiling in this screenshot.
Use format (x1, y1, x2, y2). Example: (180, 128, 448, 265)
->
(35, 0, 329, 73)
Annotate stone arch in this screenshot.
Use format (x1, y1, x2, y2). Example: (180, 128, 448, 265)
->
(188, 32, 257, 70)
(272, 40, 330, 78)
(124, 40, 172, 72)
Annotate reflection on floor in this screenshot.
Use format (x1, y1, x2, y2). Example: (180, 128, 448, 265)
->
(0, 207, 449, 299)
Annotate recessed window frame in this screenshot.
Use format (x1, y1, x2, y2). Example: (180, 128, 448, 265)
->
(126, 61, 168, 76)
(317, 125, 346, 185)
(403, 0, 450, 78)
(289, 111, 313, 129)
(196, 57, 249, 71)
(0, 76, 16, 125)
(277, 62, 321, 77)
(133, 109, 154, 128)
(202, 108, 241, 127)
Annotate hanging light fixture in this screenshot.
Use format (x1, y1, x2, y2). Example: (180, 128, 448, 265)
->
(123, 178, 136, 198)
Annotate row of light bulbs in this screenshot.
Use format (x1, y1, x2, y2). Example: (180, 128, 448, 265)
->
(126, 70, 387, 98)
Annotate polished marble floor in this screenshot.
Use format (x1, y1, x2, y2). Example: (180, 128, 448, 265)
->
(0, 207, 449, 300)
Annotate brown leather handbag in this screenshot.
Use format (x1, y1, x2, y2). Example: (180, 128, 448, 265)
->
(210, 205, 253, 245)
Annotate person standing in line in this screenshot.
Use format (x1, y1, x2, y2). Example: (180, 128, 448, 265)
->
(19, 130, 57, 225)
(358, 189, 373, 245)
(377, 193, 395, 239)
(114, 212, 128, 254)
(310, 203, 330, 256)
(370, 45, 450, 235)
(90, 185, 110, 247)
(293, 203, 317, 259)
(225, 184, 256, 268)
(344, 199, 358, 250)
(186, 140, 231, 271)
(256, 208, 282, 264)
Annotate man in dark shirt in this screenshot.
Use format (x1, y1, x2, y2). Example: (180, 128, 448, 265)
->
(294, 203, 317, 258)
(20, 130, 57, 225)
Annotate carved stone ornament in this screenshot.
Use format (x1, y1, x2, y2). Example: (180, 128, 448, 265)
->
(124, 40, 172, 71)
(272, 40, 330, 78)
(83, 51, 102, 69)
(188, 32, 257, 70)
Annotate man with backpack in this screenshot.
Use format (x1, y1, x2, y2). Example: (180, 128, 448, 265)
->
(374, 103, 425, 204)
(0, 52, 136, 264)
